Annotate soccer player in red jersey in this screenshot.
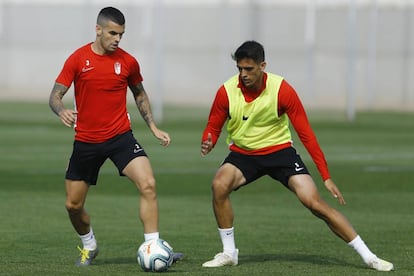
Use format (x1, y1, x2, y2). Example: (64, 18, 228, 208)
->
(49, 7, 181, 266)
(200, 41, 393, 271)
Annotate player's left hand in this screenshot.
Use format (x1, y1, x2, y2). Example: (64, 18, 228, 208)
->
(153, 129, 171, 147)
(324, 178, 346, 205)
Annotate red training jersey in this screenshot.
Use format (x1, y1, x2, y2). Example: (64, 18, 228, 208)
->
(56, 43, 143, 143)
(202, 73, 330, 181)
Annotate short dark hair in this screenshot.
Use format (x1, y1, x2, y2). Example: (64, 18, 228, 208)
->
(232, 41, 265, 63)
(97, 7, 125, 26)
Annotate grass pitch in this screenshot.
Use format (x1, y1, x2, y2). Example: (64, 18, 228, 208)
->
(0, 102, 413, 275)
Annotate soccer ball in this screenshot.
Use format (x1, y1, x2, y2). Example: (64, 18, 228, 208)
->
(137, 238, 174, 272)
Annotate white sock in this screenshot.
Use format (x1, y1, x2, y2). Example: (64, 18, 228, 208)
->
(79, 227, 97, 251)
(218, 227, 236, 257)
(144, 232, 159, 241)
(348, 235, 377, 264)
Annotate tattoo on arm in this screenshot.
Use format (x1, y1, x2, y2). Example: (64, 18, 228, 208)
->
(130, 83, 155, 127)
(49, 83, 69, 116)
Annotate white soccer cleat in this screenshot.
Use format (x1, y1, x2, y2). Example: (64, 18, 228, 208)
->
(202, 249, 239, 267)
(368, 257, 394, 271)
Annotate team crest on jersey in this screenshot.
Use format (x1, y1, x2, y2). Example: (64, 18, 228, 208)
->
(114, 62, 121, 75)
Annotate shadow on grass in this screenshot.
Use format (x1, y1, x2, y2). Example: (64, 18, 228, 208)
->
(94, 257, 135, 265)
(97, 253, 362, 269)
(93, 257, 188, 274)
(239, 253, 361, 269)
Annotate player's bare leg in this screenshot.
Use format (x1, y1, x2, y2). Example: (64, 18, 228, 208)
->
(288, 174, 393, 271)
(123, 156, 159, 234)
(124, 156, 184, 264)
(211, 163, 245, 228)
(65, 180, 91, 235)
(288, 174, 357, 241)
(203, 164, 244, 267)
(65, 179, 98, 266)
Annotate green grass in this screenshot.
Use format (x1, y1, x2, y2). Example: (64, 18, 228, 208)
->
(0, 101, 413, 275)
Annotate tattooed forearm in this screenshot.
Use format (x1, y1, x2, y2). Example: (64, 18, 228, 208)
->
(49, 83, 69, 116)
(131, 83, 155, 127)
(137, 97, 155, 126)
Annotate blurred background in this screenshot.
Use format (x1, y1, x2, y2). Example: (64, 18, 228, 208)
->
(0, 0, 413, 121)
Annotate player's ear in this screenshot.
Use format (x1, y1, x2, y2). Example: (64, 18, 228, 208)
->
(96, 24, 102, 36)
(260, 61, 266, 71)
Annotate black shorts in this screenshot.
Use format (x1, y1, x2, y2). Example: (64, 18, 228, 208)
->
(222, 147, 309, 189)
(66, 130, 147, 185)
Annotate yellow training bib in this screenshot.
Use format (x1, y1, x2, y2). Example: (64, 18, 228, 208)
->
(224, 73, 291, 150)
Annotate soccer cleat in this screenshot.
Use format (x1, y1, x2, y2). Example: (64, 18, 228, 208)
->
(172, 252, 184, 263)
(202, 249, 238, 267)
(76, 246, 99, 266)
(367, 257, 394, 271)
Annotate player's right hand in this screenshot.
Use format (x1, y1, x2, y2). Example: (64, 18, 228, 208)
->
(201, 133, 213, 157)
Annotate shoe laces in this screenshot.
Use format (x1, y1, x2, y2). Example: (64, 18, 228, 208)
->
(77, 246, 90, 264)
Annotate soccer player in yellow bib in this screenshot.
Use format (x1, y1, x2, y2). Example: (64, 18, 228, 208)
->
(200, 41, 393, 271)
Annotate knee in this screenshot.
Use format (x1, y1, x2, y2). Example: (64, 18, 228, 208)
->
(65, 198, 83, 214)
(211, 177, 232, 199)
(138, 177, 157, 197)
